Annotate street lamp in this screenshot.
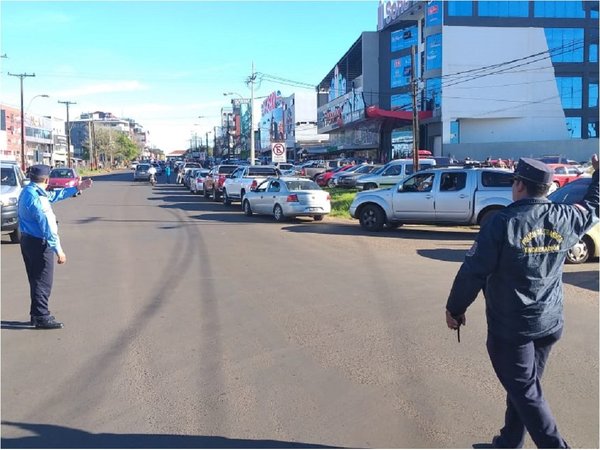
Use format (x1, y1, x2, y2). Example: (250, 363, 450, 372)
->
(26, 94, 50, 113)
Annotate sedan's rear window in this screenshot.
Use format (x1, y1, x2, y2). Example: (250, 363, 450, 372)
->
(285, 180, 320, 191)
(137, 164, 150, 171)
(50, 169, 73, 178)
(481, 171, 513, 187)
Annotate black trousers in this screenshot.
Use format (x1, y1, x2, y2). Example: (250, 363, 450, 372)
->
(487, 329, 567, 448)
(20, 234, 55, 318)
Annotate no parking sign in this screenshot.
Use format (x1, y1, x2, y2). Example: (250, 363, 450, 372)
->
(271, 143, 287, 163)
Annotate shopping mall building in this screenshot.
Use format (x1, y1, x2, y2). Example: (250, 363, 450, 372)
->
(314, 0, 598, 162)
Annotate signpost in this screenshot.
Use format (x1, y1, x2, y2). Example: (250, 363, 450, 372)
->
(271, 142, 286, 163)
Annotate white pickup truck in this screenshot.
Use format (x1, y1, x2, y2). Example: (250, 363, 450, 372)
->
(222, 165, 281, 206)
(349, 166, 514, 231)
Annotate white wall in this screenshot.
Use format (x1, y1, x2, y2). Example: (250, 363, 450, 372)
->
(442, 26, 568, 144)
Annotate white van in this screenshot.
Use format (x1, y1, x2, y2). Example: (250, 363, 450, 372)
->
(1, 161, 28, 243)
(355, 158, 436, 190)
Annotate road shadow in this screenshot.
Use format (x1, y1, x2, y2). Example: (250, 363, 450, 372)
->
(1, 421, 338, 449)
(562, 270, 599, 292)
(417, 248, 467, 263)
(282, 222, 479, 241)
(1, 321, 33, 330)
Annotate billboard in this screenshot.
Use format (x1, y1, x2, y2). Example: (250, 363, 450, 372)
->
(317, 87, 366, 133)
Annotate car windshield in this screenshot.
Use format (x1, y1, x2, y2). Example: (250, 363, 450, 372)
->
(285, 180, 320, 191)
(50, 169, 74, 178)
(218, 166, 237, 174)
(548, 179, 590, 204)
(1, 167, 17, 186)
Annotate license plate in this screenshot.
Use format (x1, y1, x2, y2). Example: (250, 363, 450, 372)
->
(307, 207, 320, 212)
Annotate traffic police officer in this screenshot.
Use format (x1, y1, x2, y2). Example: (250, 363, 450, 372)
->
(445, 155, 599, 448)
(18, 165, 93, 329)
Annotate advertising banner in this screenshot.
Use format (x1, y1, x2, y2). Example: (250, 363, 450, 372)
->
(317, 88, 366, 133)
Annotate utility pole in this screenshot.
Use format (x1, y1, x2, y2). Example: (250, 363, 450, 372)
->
(58, 100, 77, 168)
(206, 131, 210, 157)
(410, 45, 420, 172)
(8, 72, 35, 170)
(249, 61, 256, 165)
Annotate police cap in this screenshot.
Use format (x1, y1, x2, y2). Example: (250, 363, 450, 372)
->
(514, 158, 553, 184)
(29, 164, 51, 178)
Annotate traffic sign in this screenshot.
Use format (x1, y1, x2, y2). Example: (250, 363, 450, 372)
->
(271, 143, 287, 163)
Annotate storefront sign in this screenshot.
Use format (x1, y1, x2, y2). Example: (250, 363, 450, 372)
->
(377, 0, 415, 31)
(317, 88, 366, 133)
(261, 91, 282, 116)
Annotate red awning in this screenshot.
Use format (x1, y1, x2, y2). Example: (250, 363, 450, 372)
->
(366, 106, 433, 121)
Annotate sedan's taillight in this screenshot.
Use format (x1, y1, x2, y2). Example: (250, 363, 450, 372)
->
(326, 194, 331, 201)
(286, 194, 299, 202)
(251, 179, 258, 190)
(301, 169, 306, 176)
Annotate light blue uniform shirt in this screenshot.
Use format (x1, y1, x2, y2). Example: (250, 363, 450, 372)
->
(18, 183, 79, 254)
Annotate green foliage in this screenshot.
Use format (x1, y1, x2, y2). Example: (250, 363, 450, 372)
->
(325, 188, 358, 219)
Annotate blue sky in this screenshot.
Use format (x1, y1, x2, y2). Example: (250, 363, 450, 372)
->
(1, 1, 377, 152)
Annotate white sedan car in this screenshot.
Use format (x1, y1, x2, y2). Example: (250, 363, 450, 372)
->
(190, 168, 210, 194)
(242, 177, 331, 221)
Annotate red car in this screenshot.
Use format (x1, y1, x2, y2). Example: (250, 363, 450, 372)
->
(47, 167, 81, 191)
(546, 163, 583, 190)
(314, 164, 354, 187)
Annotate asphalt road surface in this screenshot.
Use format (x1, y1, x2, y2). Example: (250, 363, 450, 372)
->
(1, 170, 598, 449)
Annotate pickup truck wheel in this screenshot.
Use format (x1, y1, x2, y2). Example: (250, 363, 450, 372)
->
(243, 200, 253, 216)
(10, 228, 21, 243)
(223, 190, 232, 206)
(566, 236, 592, 264)
(359, 205, 385, 232)
(273, 204, 285, 222)
(313, 215, 324, 221)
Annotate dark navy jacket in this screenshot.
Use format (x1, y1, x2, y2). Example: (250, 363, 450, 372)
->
(446, 170, 599, 342)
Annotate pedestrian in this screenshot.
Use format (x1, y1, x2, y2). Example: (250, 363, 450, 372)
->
(165, 164, 171, 184)
(445, 154, 598, 448)
(18, 164, 93, 329)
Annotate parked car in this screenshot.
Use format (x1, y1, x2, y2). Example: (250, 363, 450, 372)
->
(350, 167, 513, 231)
(546, 163, 583, 191)
(178, 162, 202, 184)
(190, 168, 211, 194)
(242, 177, 331, 221)
(328, 163, 374, 187)
(1, 161, 27, 243)
(355, 158, 437, 191)
(129, 160, 139, 170)
(203, 164, 238, 201)
(298, 160, 329, 179)
(47, 167, 81, 193)
(314, 164, 355, 187)
(547, 176, 599, 264)
(337, 164, 382, 188)
(133, 163, 152, 181)
(222, 165, 281, 205)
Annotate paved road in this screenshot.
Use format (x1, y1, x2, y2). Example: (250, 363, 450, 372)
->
(1, 171, 598, 448)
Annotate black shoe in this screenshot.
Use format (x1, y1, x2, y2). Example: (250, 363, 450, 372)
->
(31, 315, 64, 329)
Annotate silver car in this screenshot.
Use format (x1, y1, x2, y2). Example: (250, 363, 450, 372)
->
(242, 177, 331, 222)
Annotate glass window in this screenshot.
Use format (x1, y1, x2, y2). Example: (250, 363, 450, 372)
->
(425, 0, 443, 27)
(481, 171, 513, 187)
(447, 1, 472, 16)
(556, 77, 582, 109)
(0, 110, 5, 131)
(391, 93, 412, 111)
(391, 56, 412, 88)
(590, 83, 598, 108)
(479, 1, 528, 17)
(544, 28, 584, 62)
(534, 1, 586, 18)
(391, 25, 418, 52)
(565, 117, 582, 138)
(450, 120, 460, 144)
(425, 77, 442, 110)
(590, 44, 598, 63)
(588, 121, 599, 138)
(425, 34, 442, 71)
(440, 172, 467, 191)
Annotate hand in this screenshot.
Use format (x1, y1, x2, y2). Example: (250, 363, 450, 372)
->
(79, 178, 93, 191)
(446, 310, 465, 330)
(57, 252, 67, 264)
(592, 154, 599, 171)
